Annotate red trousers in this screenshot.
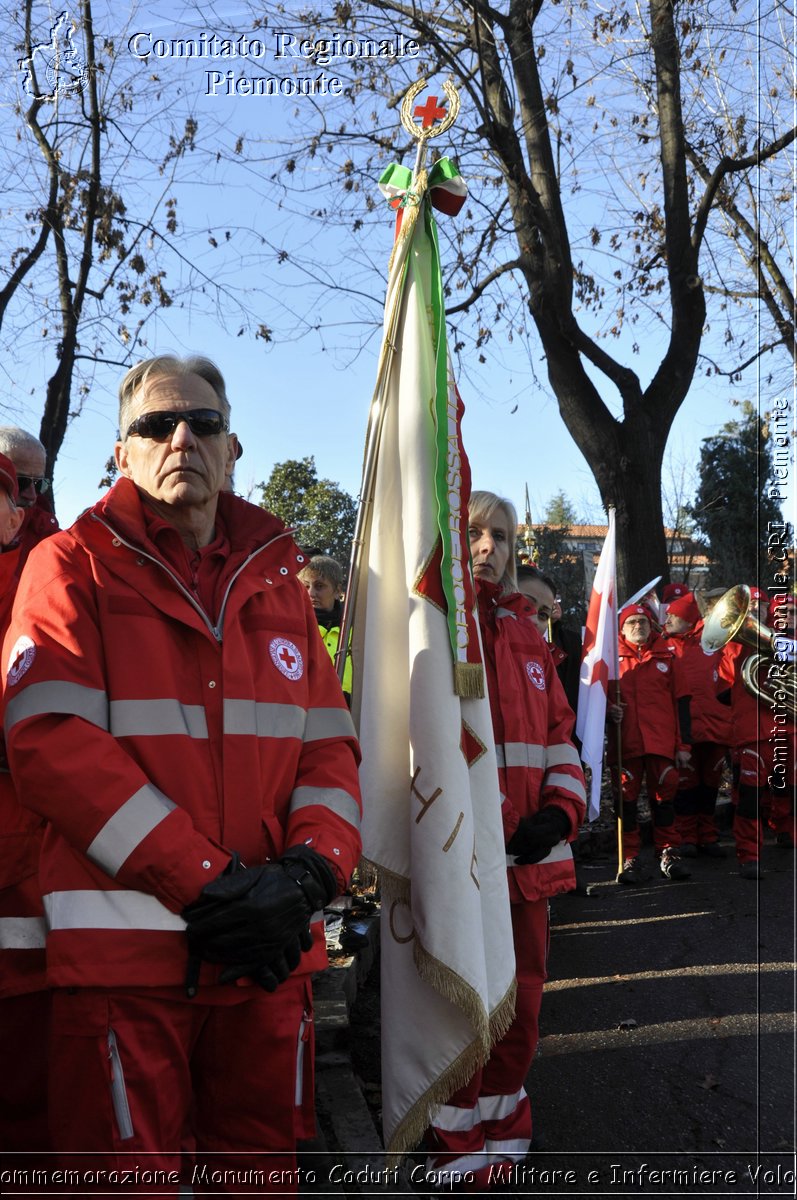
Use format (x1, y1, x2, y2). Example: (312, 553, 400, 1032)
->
(674, 742, 728, 846)
(425, 898, 548, 1190)
(0, 990, 50, 1174)
(733, 739, 797, 861)
(610, 755, 680, 859)
(47, 978, 313, 1195)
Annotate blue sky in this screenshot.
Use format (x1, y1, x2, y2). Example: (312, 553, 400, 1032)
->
(3, 2, 792, 533)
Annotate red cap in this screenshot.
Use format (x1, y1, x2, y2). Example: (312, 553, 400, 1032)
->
(0, 453, 18, 503)
(666, 592, 701, 625)
(662, 582, 688, 603)
(619, 603, 651, 629)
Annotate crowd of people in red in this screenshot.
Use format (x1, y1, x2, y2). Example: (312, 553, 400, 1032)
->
(607, 580, 795, 885)
(0, 392, 791, 1192)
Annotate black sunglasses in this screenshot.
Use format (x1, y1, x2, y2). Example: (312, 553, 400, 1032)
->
(125, 409, 229, 442)
(16, 475, 50, 495)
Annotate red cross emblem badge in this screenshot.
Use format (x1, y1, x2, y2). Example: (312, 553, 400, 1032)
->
(7, 635, 36, 685)
(269, 638, 304, 681)
(525, 660, 546, 691)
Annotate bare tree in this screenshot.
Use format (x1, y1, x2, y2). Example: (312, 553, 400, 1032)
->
(225, 0, 793, 595)
(2, 0, 269, 481)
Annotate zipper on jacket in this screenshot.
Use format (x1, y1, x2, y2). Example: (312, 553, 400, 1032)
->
(92, 514, 295, 642)
(295, 1008, 312, 1107)
(107, 1029, 135, 1141)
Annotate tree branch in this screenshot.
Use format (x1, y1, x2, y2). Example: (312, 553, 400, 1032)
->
(691, 126, 797, 254)
(445, 258, 522, 314)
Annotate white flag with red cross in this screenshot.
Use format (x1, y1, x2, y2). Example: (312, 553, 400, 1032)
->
(576, 508, 618, 817)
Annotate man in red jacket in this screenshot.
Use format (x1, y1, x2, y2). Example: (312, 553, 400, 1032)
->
(0, 454, 49, 1164)
(0, 426, 59, 567)
(2, 357, 362, 1193)
(663, 592, 731, 857)
(608, 604, 691, 884)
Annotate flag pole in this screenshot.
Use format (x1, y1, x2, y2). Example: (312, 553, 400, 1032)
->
(608, 505, 625, 878)
(334, 79, 460, 685)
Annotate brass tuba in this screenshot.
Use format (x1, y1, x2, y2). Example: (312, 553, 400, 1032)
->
(701, 584, 797, 717)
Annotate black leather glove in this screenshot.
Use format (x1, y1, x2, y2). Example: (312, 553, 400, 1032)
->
(182, 846, 337, 968)
(506, 806, 571, 865)
(217, 926, 315, 992)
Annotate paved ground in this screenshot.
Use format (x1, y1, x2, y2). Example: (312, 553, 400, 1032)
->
(527, 834, 796, 1196)
(324, 829, 795, 1197)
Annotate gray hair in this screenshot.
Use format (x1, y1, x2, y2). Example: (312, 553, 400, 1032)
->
(299, 555, 345, 593)
(118, 355, 230, 438)
(469, 490, 518, 595)
(0, 426, 46, 462)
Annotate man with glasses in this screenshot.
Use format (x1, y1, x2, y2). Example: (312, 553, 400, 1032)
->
(0, 427, 58, 563)
(0, 454, 50, 1166)
(2, 356, 362, 1192)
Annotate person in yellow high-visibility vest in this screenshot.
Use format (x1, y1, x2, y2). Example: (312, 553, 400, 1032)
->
(299, 554, 353, 704)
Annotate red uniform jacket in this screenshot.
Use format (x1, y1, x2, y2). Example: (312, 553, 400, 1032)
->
(610, 633, 683, 761)
(478, 584, 586, 903)
(10, 498, 59, 574)
(665, 625, 732, 746)
(0, 547, 47, 998)
(1, 479, 362, 990)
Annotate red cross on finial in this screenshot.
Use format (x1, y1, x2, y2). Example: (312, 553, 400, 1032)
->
(414, 94, 447, 129)
(279, 646, 297, 670)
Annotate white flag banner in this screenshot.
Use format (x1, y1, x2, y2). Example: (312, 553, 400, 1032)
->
(576, 509, 618, 818)
(351, 163, 515, 1156)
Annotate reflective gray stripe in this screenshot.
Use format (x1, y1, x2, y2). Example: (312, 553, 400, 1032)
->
(0, 915, 46, 949)
(86, 785, 176, 877)
(108, 1030, 135, 1140)
(290, 786, 361, 831)
(304, 707, 357, 743)
(545, 771, 587, 804)
(43, 889, 186, 932)
(545, 744, 582, 769)
(507, 841, 573, 868)
(4, 681, 108, 733)
(496, 742, 546, 770)
(224, 699, 306, 739)
(110, 699, 208, 739)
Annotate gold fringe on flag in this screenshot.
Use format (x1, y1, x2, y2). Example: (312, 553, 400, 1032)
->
(453, 661, 485, 699)
(366, 864, 518, 1160)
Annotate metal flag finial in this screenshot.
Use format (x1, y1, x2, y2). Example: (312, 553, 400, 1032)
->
(400, 79, 460, 177)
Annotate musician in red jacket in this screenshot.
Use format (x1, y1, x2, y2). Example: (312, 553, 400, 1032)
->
(717, 587, 796, 878)
(2, 357, 362, 1192)
(663, 592, 731, 857)
(607, 604, 692, 884)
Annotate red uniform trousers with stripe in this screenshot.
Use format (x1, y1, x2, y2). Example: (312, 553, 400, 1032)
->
(47, 978, 313, 1195)
(610, 755, 680, 860)
(425, 898, 548, 1190)
(732, 739, 797, 862)
(674, 742, 728, 847)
